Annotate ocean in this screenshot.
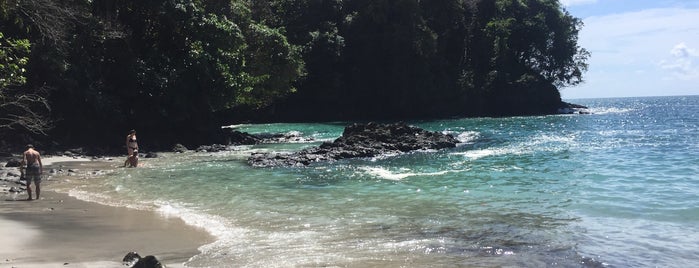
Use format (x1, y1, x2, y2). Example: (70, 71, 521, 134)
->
(52, 95, 699, 267)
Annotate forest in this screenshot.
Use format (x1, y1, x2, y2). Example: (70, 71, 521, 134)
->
(0, 0, 588, 151)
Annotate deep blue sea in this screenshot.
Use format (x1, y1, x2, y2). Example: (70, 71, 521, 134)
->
(54, 96, 699, 267)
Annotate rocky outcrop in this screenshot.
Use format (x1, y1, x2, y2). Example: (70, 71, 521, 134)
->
(557, 102, 590, 114)
(4, 159, 21, 167)
(123, 252, 165, 268)
(227, 130, 262, 145)
(248, 122, 459, 167)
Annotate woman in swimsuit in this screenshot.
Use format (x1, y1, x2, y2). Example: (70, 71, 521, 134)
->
(126, 129, 138, 158)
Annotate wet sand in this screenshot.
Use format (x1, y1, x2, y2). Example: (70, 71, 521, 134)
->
(0, 157, 213, 267)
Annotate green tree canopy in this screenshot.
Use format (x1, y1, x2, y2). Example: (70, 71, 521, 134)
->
(0, 0, 589, 150)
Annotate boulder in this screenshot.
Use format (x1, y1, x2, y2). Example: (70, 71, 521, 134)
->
(253, 131, 314, 143)
(196, 144, 229, 152)
(132, 255, 164, 268)
(172, 144, 188, 153)
(248, 122, 459, 167)
(123, 252, 141, 266)
(123, 252, 165, 268)
(5, 159, 21, 167)
(227, 130, 261, 145)
(557, 102, 590, 114)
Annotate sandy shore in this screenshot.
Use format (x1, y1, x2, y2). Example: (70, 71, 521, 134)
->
(0, 156, 214, 268)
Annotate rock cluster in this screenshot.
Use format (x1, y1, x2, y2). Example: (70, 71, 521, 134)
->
(123, 252, 164, 268)
(169, 130, 315, 153)
(557, 102, 590, 114)
(248, 122, 459, 167)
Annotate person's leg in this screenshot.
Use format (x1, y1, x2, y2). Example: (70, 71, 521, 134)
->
(35, 180, 40, 200)
(26, 179, 33, 200)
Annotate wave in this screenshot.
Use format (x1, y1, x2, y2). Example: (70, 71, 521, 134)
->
(64, 189, 153, 211)
(451, 147, 519, 160)
(64, 187, 242, 267)
(588, 107, 635, 115)
(357, 166, 449, 181)
(453, 131, 481, 144)
(221, 123, 253, 129)
(452, 133, 577, 160)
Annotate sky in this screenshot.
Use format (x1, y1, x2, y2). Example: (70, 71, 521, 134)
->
(559, 0, 699, 99)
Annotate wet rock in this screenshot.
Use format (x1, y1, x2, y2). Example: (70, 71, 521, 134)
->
(4, 159, 21, 167)
(227, 130, 261, 145)
(557, 102, 590, 114)
(123, 252, 141, 266)
(196, 144, 229, 153)
(123, 252, 164, 268)
(132, 255, 165, 268)
(253, 131, 314, 143)
(9, 186, 23, 192)
(172, 144, 188, 153)
(248, 122, 459, 167)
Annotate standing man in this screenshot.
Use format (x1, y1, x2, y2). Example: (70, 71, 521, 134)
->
(23, 144, 43, 200)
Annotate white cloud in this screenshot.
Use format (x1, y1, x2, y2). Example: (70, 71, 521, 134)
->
(670, 42, 699, 58)
(564, 7, 699, 98)
(660, 42, 699, 80)
(581, 8, 699, 59)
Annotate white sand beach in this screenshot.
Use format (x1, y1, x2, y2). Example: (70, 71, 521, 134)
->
(0, 156, 213, 268)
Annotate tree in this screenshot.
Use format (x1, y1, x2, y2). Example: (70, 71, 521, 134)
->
(335, 0, 439, 119)
(484, 0, 588, 88)
(46, 0, 306, 147)
(0, 31, 50, 136)
(0, 0, 56, 140)
(459, 0, 590, 115)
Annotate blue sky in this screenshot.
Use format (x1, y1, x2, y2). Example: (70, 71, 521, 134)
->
(560, 0, 699, 99)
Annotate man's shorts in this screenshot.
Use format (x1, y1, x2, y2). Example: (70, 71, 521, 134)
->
(25, 166, 41, 184)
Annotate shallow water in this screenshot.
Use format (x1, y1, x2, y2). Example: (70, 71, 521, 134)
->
(53, 96, 699, 267)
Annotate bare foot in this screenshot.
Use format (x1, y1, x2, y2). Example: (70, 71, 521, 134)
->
(26, 197, 32, 201)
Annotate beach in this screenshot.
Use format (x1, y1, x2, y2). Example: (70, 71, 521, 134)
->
(0, 156, 213, 268)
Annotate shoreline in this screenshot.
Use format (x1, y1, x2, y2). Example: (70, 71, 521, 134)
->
(1, 156, 214, 267)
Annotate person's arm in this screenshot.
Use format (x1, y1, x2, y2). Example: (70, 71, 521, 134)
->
(19, 159, 25, 177)
(38, 155, 43, 174)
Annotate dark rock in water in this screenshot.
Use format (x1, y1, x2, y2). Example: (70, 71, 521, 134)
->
(145, 152, 158, 158)
(9, 186, 23, 192)
(123, 252, 141, 265)
(253, 131, 314, 143)
(65, 148, 85, 157)
(172, 144, 188, 153)
(248, 122, 459, 167)
(123, 252, 164, 268)
(132, 255, 164, 268)
(557, 102, 590, 114)
(196, 144, 229, 152)
(5, 159, 21, 167)
(227, 130, 261, 145)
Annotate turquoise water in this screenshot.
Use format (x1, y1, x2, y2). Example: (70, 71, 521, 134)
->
(56, 96, 699, 267)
